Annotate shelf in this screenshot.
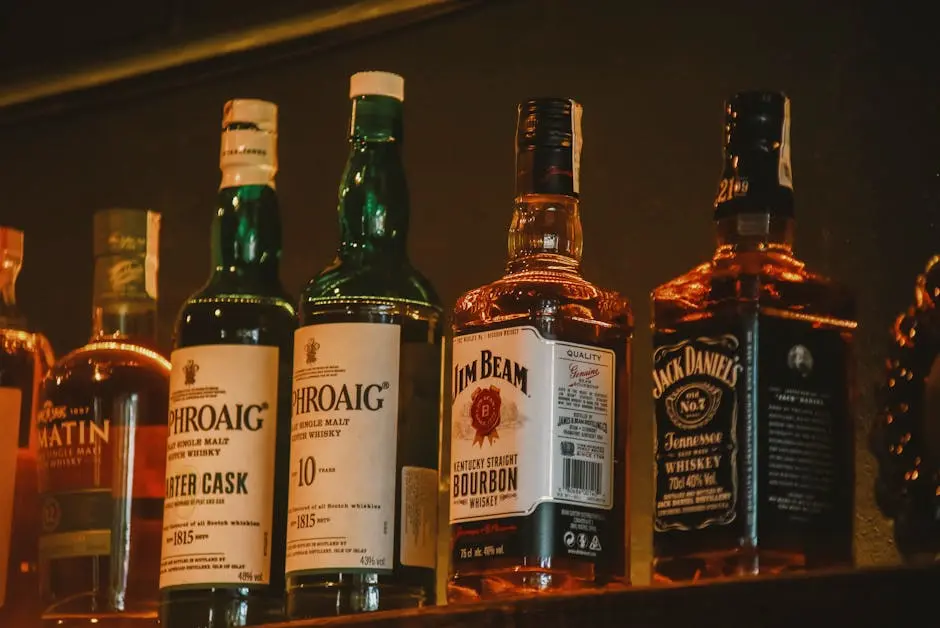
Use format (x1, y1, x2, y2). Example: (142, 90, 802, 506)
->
(263, 564, 937, 628)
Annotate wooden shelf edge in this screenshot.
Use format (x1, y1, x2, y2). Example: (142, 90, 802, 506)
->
(263, 563, 939, 628)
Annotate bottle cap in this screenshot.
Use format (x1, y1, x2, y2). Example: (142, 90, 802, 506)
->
(516, 97, 582, 149)
(724, 90, 789, 152)
(222, 99, 278, 133)
(350, 71, 404, 101)
(514, 97, 583, 197)
(0, 226, 24, 267)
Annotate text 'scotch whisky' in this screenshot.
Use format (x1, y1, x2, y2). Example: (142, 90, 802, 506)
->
(651, 92, 857, 581)
(448, 98, 633, 602)
(286, 71, 442, 617)
(159, 100, 295, 627)
(0, 226, 55, 627)
(873, 256, 940, 561)
(38, 209, 169, 625)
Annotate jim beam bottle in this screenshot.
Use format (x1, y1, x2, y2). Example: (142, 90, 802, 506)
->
(158, 99, 295, 627)
(650, 91, 857, 581)
(0, 226, 54, 626)
(286, 71, 442, 617)
(38, 209, 168, 625)
(447, 98, 633, 602)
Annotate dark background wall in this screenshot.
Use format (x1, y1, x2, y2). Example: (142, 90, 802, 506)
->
(1, 0, 936, 584)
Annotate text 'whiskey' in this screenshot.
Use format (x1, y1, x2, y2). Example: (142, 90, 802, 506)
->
(0, 226, 55, 627)
(447, 98, 633, 602)
(286, 71, 443, 618)
(159, 100, 296, 627)
(38, 209, 169, 626)
(650, 92, 857, 581)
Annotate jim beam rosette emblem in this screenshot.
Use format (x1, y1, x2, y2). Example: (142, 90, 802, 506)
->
(470, 385, 502, 447)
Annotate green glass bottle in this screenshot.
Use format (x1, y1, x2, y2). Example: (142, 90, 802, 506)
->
(286, 71, 442, 618)
(159, 99, 296, 627)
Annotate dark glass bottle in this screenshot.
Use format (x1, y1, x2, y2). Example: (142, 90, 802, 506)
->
(286, 71, 442, 618)
(0, 226, 54, 627)
(38, 209, 169, 626)
(651, 91, 857, 582)
(159, 99, 295, 627)
(872, 256, 940, 561)
(448, 98, 633, 602)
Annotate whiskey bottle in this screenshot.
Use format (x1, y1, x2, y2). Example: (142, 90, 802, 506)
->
(159, 100, 295, 626)
(286, 71, 442, 617)
(872, 256, 940, 561)
(38, 209, 169, 625)
(0, 226, 55, 627)
(651, 91, 857, 581)
(448, 98, 633, 601)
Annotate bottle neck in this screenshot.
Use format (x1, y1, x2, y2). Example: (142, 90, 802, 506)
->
(507, 194, 583, 274)
(210, 184, 282, 288)
(0, 262, 24, 329)
(91, 254, 158, 345)
(714, 213, 795, 257)
(337, 95, 409, 261)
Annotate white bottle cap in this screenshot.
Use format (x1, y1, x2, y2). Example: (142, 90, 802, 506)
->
(349, 71, 404, 102)
(222, 99, 278, 133)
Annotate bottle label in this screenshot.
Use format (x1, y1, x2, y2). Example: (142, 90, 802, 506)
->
(652, 334, 742, 532)
(0, 388, 21, 608)
(286, 323, 401, 575)
(652, 315, 853, 558)
(220, 128, 277, 189)
(37, 399, 115, 561)
(400, 466, 437, 569)
(159, 344, 279, 589)
(778, 98, 793, 190)
(449, 327, 616, 568)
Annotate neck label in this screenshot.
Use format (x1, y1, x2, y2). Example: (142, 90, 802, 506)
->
(220, 129, 277, 189)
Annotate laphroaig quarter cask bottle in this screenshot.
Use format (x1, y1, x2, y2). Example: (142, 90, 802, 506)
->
(448, 98, 633, 602)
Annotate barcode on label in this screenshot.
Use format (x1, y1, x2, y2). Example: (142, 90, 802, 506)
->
(562, 458, 602, 494)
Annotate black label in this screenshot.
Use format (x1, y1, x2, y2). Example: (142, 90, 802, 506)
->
(451, 502, 614, 574)
(756, 316, 852, 554)
(653, 334, 742, 532)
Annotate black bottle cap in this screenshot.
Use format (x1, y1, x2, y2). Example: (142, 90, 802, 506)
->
(515, 97, 582, 197)
(724, 90, 789, 154)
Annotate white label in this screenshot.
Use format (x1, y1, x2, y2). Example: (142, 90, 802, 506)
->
(0, 388, 21, 608)
(450, 327, 615, 524)
(160, 344, 279, 589)
(220, 128, 277, 189)
(400, 466, 437, 569)
(286, 323, 400, 575)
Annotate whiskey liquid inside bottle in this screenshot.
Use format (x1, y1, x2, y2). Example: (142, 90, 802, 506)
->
(159, 100, 295, 627)
(38, 210, 169, 626)
(286, 72, 442, 618)
(448, 98, 633, 602)
(651, 92, 856, 582)
(0, 226, 55, 627)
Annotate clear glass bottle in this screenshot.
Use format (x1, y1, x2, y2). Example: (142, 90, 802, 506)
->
(448, 98, 633, 602)
(159, 99, 295, 627)
(0, 226, 54, 627)
(286, 71, 442, 617)
(38, 209, 169, 626)
(651, 91, 857, 582)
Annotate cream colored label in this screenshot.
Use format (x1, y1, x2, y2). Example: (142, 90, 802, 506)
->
(286, 323, 400, 575)
(450, 327, 615, 524)
(0, 388, 21, 608)
(160, 344, 279, 589)
(400, 466, 437, 569)
(778, 98, 793, 190)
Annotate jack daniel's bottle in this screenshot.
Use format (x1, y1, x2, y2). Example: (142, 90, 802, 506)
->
(286, 71, 442, 617)
(38, 209, 168, 625)
(448, 98, 633, 602)
(159, 99, 295, 626)
(650, 91, 857, 582)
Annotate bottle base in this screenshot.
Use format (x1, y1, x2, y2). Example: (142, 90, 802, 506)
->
(447, 566, 619, 603)
(287, 576, 428, 618)
(652, 549, 850, 583)
(160, 588, 283, 628)
(41, 612, 159, 628)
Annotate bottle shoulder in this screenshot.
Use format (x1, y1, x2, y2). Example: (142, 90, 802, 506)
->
(46, 341, 170, 390)
(651, 251, 856, 327)
(453, 269, 634, 339)
(174, 289, 297, 350)
(301, 258, 441, 310)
